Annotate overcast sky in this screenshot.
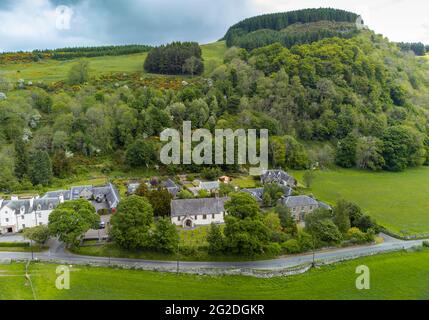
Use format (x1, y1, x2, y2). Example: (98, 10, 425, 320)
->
(0, 0, 428, 52)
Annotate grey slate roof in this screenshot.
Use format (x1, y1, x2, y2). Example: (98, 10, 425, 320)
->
(163, 179, 181, 197)
(92, 183, 120, 209)
(3, 200, 33, 214)
(261, 170, 295, 186)
(70, 186, 93, 200)
(171, 197, 229, 217)
(1, 198, 60, 215)
(42, 190, 71, 201)
(282, 195, 318, 208)
(200, 181, 220, 191)
(0, 183, 121, 214)
(33, 198, 60, 211)
(241, 188, 264, 202)
(318, 201, 332, 210)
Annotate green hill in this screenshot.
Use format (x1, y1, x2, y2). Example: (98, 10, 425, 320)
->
(224, 8, 360, 50)
(0, 42, 227, 83)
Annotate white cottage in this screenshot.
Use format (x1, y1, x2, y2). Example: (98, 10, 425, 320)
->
(171, 197, 229, 228)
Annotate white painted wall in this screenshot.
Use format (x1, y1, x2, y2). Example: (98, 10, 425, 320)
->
(171, 212, 227, 228)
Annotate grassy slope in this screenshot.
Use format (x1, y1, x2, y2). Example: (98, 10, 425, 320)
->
(1, 249, 429, 300)
(0, 41, 227, 82)
(292, 167, 429, 235)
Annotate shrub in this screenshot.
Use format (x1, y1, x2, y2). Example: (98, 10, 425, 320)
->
(297, 230, 313, 252)
(264, 242, 282, 256)
(281, 239, 301, 254)
(179, 245, 198, 256)
(423, 241, 429, 248)
(347, 227, 367, 244)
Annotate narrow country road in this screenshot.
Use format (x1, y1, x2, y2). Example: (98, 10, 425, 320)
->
(0, 234, 427, 271)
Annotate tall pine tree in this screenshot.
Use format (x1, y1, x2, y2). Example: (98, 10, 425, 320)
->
(14, 138, 28, 181)
(29, 150, 53, 186)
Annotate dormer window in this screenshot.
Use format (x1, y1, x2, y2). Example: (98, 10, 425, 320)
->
(20, 206, 25, 214)
(48, 203, 53, 210)
(37, 204, 42, 211)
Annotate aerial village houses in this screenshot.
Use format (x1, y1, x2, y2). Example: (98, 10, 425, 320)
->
(280, 195, 332, 222)
(0, 183, 120, 234)
(127, 179, 181, 198)
(261, 169, 296, 187)
(171, 197, 229, 228)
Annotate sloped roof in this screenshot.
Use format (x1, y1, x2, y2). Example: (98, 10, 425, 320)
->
(34, 198, 60, 211)
(318, 201, 332, 210)
(171, 197, 229, 217)
(283, 195, 318, 207)
(200, 181, 220, 190)
(42, 190, 71, 201)
(241, 188, 264, 201)
(4, 200, 33, 214)
(70, 186, 93, 200)
(261, 170, 295, 184)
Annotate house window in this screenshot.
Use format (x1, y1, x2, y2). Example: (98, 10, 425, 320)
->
(37, 205, 42, 211)
(38, 213, 42, 218)
(22, 224, 25, 229)
(212, 214, 215, 219)
(48, 204, 53, 210)
(195, 216, 197, 220)
(310, 206, 313, 210)
(177, 216, 181, 222)
(21, 215, 25, 220)
(203, 214, 207, 220)
(5, 218, 9, 223)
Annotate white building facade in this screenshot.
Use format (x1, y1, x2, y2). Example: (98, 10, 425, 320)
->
(171, 197, 229, 228)
(0, 184, 120, 234)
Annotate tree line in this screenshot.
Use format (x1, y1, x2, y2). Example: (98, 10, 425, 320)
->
(144, 42, 204, 76)
(0, 44, 152, 64)
(225, 8, 359, 49)
(397, 42, 427, 56)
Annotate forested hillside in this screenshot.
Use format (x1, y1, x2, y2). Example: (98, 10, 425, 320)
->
(0, 9, 429, 193)
(224, 8, 359, 50)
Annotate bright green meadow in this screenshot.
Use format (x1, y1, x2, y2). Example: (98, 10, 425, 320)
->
(1, 249, 429, 300)
(292, 167, 429, 235)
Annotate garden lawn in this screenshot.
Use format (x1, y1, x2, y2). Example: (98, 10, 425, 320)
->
(2, 249, 429, 300)
(292, 167, 429, 235)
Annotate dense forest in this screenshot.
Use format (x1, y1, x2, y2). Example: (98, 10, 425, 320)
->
(144, 42, 204, 75)
(0, 9, 429, 193)
(397, 42, 427, 56)
(224, 8, 359, 50)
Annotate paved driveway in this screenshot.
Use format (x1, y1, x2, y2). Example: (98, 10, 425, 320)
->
(84, 215, 111, 240)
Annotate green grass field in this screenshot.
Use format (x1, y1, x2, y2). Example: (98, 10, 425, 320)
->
(0, 41, 227, 82)
(1, 249, 429, 300)
(292, 167, 429, 235)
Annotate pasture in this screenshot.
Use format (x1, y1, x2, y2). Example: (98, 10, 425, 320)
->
(1, 249, 428, 300)
(292, 167, 429, 235)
